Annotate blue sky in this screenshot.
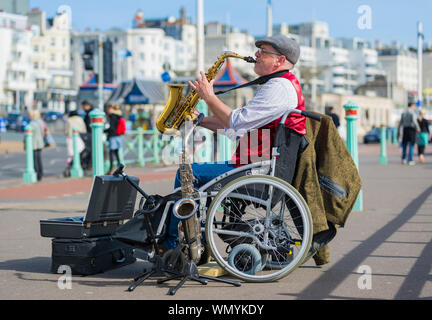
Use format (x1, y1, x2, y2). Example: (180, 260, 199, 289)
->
(29, 0, 431, 48)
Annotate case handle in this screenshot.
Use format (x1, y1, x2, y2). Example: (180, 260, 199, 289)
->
(113, 248, 126, 263)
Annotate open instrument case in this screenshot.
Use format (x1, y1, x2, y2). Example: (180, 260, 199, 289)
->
(39, 175, 140, 275)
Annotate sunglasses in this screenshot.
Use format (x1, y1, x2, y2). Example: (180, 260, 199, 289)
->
(256, 48, 282, 56)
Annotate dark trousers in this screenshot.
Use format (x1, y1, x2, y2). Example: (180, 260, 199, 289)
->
(109, 149, 120, 172)
(164, 161, 236, 250)
(80, 133, 92, 170)
(418, 145, 426, 156)
(33, 149, 43, 181)
(402, 127, 417, 162)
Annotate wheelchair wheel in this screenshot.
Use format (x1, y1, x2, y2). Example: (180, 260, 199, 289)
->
(205, 175, 312, 282)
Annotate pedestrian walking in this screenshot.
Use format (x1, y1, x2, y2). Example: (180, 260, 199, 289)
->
(416, 109, 430, 163)
(105, 104, 126, 175)
(398, 103, 421, 165)
(328, 107, 340, 129)
(63, 110, 87, 177)
(328, 106, 342, 136)
(27, 109, 45, 181)
(80, 100, 93, 172)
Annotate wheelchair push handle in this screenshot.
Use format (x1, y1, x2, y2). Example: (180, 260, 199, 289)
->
(281, 109, 322, 124)
(300, 110, 322, 122)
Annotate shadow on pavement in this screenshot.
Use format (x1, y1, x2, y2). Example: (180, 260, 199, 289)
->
(283, 184, 432, 300)
(0, 257, 52, 274)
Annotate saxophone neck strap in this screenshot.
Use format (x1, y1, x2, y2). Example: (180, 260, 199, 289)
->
(214, 70, 290, 96)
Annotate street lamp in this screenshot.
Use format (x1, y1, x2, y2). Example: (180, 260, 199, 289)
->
(196, 0, 204, 75)
(417, 21, 424, 107)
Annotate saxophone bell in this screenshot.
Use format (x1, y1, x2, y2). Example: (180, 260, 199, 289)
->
(173, 198, 197, 220)
(173, 197, 203, 263)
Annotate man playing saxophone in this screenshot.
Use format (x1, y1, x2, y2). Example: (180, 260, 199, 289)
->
(163, 35, 306, 252)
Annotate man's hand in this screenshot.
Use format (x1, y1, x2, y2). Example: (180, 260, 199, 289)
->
(189, 71, 232, 129)
(189, 71, 216, 102)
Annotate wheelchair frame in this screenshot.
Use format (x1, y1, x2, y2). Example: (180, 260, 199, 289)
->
(143, 109, 320, 282)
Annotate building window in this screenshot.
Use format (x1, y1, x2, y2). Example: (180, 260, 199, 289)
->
(51, 37, 56, 47)
(140, 52, 145, 61)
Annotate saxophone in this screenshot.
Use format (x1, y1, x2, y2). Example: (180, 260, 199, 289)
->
(168, 52, 255, 264)
(173, 135, 203, 263)
(156, 51, 256, 134)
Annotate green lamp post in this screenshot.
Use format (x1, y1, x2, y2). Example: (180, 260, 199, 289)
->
(344, 101, 363, 211)
(90, 108, 106, 176)
(379, 124, 388, 165)
(23, 125, 37, 183)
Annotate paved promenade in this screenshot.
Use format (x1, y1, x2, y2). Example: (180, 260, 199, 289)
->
(0, 143, 431, 300)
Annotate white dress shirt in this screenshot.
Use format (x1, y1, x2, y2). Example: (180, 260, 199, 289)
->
(226, 77, 298, 138)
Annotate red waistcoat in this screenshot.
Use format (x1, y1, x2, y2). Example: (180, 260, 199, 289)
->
(232, 71, 306, 167)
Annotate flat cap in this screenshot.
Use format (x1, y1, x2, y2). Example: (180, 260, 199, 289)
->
(255, 35, 300, 65)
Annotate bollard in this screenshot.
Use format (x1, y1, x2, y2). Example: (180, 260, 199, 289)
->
(90, 109, 106, 176)
(392, 127, 398, 145)
(386, 127, 391, 144)
(152, 130, 160, 164)
(380, 124, 388, 165)
(23, 125, 37, 183)
(344, 101, 363, 211)
(70, 127, 84, 178)
(136, 127, 145, 166)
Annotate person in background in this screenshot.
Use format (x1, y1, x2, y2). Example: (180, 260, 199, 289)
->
(81, 100, 93, 133)
(80, 100, 94, 172)
(398, 103, 421, 165)
(28, 109, 45, 181)
(105, 104, 125, 175)
(328, 107, 340, 129)
(416, 109, 430, 163)
(63, 110, 87, 177)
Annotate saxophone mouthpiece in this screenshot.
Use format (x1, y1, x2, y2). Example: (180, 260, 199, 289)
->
(244, 56, 256, 63)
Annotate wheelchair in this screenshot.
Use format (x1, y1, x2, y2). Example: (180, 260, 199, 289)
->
(116, 109, 321, 284)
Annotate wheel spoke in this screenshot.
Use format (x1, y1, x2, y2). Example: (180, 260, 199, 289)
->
(205, 176, 312, 282)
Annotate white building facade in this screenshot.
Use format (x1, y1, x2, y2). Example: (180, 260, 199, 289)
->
(71, 26, 193, 88)
(0, 12, 35, 113)
(31, 9, 75, 112)
(378, 47, 418, 93)
(205, 22, 256, 78)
